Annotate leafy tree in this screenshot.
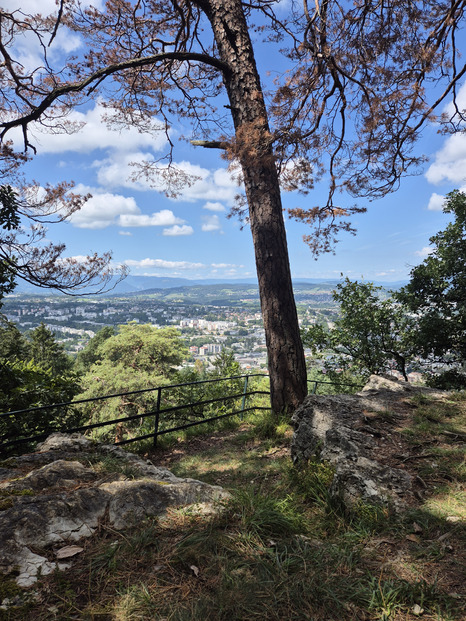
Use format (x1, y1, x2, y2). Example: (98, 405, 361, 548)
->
(1, 1, 466, 412)
(206, 348, 245, 411)
(0, 311, 79, 452)
(396, 190, 466, 367)
(0, 316, 29, 362)
(76, 324, 187, 441)
(307, 365, 364, 395)
(169, 349, 249, 434)
(74, 326, 116, 374)
(95, 323, 187, 376)
(0, 359, 81, 449)
(303, 279, 416, 381)
(0, 321, 81, 447)
(211, 349, 242, 378)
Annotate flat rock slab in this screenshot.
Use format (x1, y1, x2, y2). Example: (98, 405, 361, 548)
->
(291, 375, 445, 509)
(0, 433, 229, 587)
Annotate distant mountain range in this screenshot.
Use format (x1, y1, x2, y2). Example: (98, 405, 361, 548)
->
(11, 274, 408, 297)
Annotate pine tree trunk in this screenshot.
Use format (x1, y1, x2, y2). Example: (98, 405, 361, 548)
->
(198, 0, 308, 413)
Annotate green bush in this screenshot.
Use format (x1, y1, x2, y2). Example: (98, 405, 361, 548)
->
(0, 359, 81, 450)
(426, 368, 466, 390)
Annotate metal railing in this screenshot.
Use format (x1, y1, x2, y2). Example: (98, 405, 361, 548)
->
(308, 379, 363, 394)
(0, 374, 363, 454)
(0, 373, 270, 453)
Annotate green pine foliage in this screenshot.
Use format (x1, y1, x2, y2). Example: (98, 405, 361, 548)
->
(0, 358, 81, 447)
(75, 323, 187, 442)
(0, 320, 80, 451)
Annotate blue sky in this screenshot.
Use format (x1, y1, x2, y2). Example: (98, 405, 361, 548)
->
(7, 0, 466, 285)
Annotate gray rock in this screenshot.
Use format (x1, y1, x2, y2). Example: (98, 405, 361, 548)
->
(291, 375, 426, 508)
(0, 433, 229, 587)
(0, 460, 99, 492)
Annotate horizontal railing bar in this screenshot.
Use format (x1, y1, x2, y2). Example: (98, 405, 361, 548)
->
(0, 373, 268, 418)
(114, 406, 271, 446)
(140, 390, 270, 420)
(0, 390, 269, 449)
(307, 379, 363, 388)
(0, 372, 363, 453)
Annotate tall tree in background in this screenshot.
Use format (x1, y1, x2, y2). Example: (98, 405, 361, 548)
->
(0, 316, 28, 362)
(28, 323, 73, 375)
(1, 1, 465, 412)
(303, 278, 417, 380)
(396, 190, 466, 366)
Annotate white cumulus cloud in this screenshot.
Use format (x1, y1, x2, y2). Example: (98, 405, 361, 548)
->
(202, 214, 223, 232)
(94, 155, 238, 207)
(30, 101, 167, 155)
(203, 201, 226, 212)
(68, 185, 185, 230)
(172, 162, 239, 205)
(415, 246, 434, 258)
(69, 190, 140, 230)
(163, 225, 194, 236)
(427, 193, 445, 211)
(118, 209, 184, 228)
(425, 133, 466, 185)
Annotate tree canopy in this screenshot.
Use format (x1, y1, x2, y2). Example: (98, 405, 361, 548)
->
(396, 190, 466, 366)
(302, 278, 417, 381)
(0, 317, 80, 445)
(76, 323, 187, 441)
(1, 0, 465, 411)
(74, 326, 116, 375)
(27, 322, 74, 375)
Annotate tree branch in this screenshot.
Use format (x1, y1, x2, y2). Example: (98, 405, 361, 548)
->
(0, 50, 231, 146)
(190, 139, 229, 149)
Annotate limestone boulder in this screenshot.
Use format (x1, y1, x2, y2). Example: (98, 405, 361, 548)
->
(291, 375, 443, 509)
(0, 433, 229, 587)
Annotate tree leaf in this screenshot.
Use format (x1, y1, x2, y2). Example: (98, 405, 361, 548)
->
(56, 545, 84, 559)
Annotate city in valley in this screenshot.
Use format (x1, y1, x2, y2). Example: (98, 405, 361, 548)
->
(2, 282, 338, 371)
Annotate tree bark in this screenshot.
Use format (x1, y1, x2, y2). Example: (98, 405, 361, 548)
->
(197, 0, 307, 413)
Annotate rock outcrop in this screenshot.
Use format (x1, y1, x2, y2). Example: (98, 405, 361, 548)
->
(291, 375, 445, 509)
(0, 433, 229, 587)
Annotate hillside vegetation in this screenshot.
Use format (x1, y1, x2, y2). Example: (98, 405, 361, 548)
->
(2, 389, 464, 621)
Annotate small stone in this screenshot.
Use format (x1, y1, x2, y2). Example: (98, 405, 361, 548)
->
(446, 516, 460, 523)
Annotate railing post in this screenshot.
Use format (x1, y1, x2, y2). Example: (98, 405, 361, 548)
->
(240, 375, 249, 420)
(312, 381, 318, 394)
(153, 387, 162, 449)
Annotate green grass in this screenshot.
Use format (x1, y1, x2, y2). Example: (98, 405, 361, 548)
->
(1, 393, 465, 621)
(402, 393, 466, 442)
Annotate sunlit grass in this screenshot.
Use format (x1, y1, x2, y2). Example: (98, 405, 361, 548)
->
(423, 486, 466, 521)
